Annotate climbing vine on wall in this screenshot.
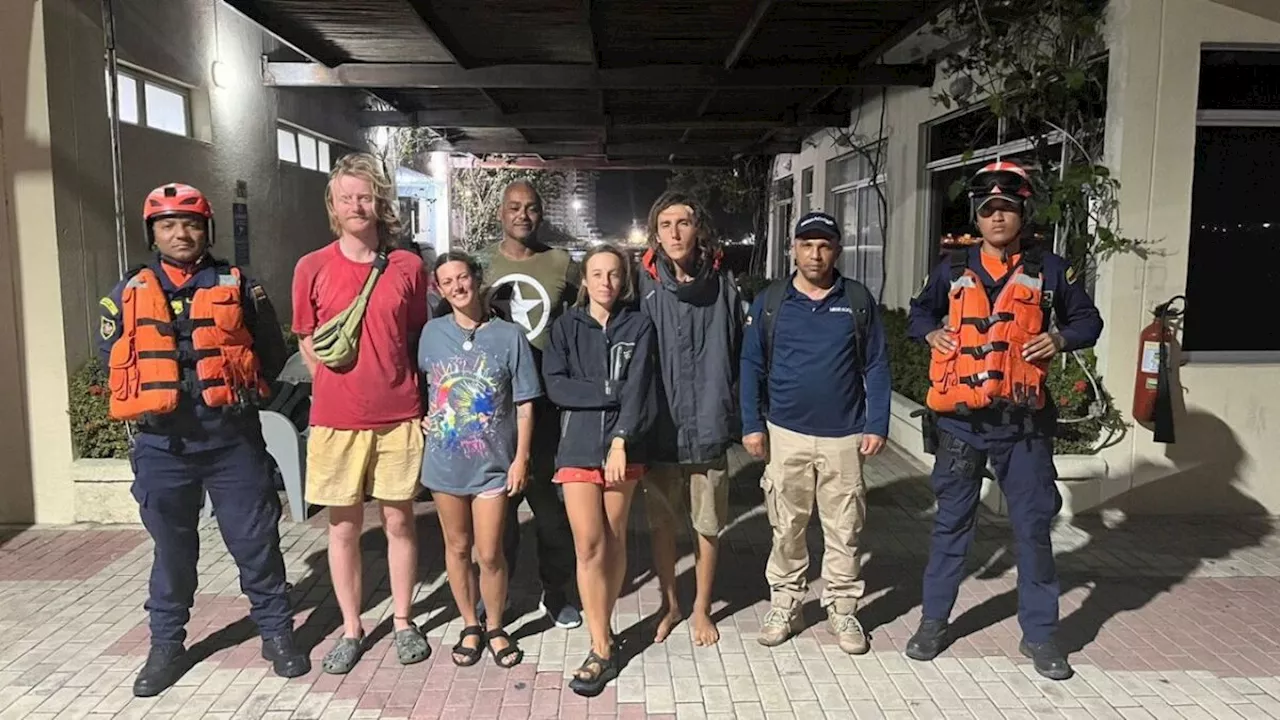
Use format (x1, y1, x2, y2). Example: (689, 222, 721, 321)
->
(931, 0, 1147, 275)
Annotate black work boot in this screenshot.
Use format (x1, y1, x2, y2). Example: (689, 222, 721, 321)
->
(133, 644, 187, 697)
(263, 632, 311, 678)
(905, 618, 949, 661)
(1020, 639, 1073, 680)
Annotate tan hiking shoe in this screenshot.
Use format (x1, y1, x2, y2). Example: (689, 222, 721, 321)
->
(829, 610, 869, 655)
(757, 607, 802, 647)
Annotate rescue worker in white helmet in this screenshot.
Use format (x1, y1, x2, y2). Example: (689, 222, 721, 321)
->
(96, 183, 308, 696)
(904, 161, 1104, 681)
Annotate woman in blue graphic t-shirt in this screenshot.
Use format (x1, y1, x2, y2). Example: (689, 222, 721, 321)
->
(418, 251, 540, 670)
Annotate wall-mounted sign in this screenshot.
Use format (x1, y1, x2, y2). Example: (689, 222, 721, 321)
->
(233, 180, 249, 267)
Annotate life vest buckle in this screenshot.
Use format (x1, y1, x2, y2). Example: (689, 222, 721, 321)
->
(961, 312, 1014, 333)
(959, 370, 1003, 387)
(960, 341, 1009, 359)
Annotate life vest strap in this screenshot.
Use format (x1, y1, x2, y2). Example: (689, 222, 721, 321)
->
(959, 370, 1003, 387)
(140, 381, 182, 391)
(136, 317, 174, 336)
(961, 312, 1014, 333)
(137, 350, 180, 360)
(948, 248, 969, 281)
(960, 341, 1009, 359)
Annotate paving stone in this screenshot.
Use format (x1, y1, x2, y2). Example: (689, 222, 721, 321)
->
(3, 447, 1280, 719)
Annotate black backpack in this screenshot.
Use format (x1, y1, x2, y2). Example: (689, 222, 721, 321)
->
(758, 274, 873, 379)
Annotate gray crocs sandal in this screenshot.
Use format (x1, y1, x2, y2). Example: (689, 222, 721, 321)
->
(394, 620, 431, 665)
(321, 634, 365, 675)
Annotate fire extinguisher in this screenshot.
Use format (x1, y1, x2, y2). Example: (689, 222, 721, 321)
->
(1132, 295, 1185, 443)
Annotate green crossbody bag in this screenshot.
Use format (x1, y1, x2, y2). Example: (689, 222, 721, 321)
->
(310, 251, 390, 370)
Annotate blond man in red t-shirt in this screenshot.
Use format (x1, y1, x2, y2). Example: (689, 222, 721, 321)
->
(291, 153, 431, 674)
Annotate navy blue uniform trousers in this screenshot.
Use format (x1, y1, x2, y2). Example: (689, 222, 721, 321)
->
(921, 423, 1063, 643)
(131, 438, 292, 647)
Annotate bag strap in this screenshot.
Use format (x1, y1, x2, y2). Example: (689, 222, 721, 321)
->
(359, 252, 390, 299)
(759, 277, 790, 376)
(343, 251, 390, 326)
(842, 278, 872, 373)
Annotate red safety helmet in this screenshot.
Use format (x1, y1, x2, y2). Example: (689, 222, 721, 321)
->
(143, 183, 215, 246)
(968, 161, 1034, 219)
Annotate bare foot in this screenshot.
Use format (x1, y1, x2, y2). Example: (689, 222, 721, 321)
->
(691, 611, 719, 646)
(653, 605, 683, 643)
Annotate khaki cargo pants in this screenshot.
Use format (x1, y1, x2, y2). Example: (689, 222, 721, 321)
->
(761, 422, 867, 613)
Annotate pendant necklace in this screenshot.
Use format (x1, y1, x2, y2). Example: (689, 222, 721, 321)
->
(458, 316, 481, 351)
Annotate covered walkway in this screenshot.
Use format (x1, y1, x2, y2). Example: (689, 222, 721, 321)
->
(2, 447, 1279, 718)
(229, 0, 944, 166)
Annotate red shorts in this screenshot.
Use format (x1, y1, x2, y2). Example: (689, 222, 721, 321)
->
(554, 465, 646, 486)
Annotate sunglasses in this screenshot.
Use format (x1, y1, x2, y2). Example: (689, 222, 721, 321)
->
(969, 170, 1032, 197)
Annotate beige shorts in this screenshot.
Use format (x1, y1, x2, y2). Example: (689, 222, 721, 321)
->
(305, 420, 424, 506)
(642, 457, 730, 537)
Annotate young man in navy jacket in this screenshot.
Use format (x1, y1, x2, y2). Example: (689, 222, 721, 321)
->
(905, 161, 1103, 680)
(740, 211, 892, 654)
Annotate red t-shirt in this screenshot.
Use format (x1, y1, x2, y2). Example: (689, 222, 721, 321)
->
(291, 241, 429, 429)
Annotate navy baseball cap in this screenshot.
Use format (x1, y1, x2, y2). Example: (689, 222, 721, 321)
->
(794, 211, 841, 244)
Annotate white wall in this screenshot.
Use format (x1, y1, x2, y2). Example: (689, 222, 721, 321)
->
(769, 84, 939, 311)
(1094, 0, 1280, 515)
(47, 0, 367, 373)
(768, 0, 1280, 515)
(0, 0, 369, 523)
(0, 0, 74, 523)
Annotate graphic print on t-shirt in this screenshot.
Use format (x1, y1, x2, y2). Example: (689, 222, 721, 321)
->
(425, 354, 504, 458)
(488, 272, 552, 341)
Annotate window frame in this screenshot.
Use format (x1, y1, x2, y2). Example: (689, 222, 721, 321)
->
(769, 176, 795, 278)
(1182, 110, 1280, 363)
(800, 167, 814, 215)
(826, 145, 888, 299)
(104, 64, 192, 138)
(278, 121, 334, 173)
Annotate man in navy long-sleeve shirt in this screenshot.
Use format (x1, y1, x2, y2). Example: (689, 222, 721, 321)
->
(902, 161, 1103, 682)
(740, 210, 891, 654)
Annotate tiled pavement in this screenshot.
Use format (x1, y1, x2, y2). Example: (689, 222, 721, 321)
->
(4, 447, 1280, 719)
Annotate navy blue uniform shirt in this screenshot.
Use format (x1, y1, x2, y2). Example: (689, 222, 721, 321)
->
(97, 255, 288, 454)
(740, 273, 892, 439)
(907, 243, 1104, 434)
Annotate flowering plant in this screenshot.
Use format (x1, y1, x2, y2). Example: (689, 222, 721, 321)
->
(68, 358, 129, 459)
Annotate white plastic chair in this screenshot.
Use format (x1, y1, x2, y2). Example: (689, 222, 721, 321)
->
(201, 409, 308, 522)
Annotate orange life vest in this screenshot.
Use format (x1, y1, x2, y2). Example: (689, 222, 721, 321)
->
(107, 266, 269, 421)
(926, 247, 1049, 415)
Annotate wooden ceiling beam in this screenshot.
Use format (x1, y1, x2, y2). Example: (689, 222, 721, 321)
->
(429, 140, 801, 156)
(358, 110, 849, 129)
(262, 61, 936, 89)
(464, 157, 731, 170)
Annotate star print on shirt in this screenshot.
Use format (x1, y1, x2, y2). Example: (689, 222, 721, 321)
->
(488, 273, 552, 342)
(506, 283, 541, 331)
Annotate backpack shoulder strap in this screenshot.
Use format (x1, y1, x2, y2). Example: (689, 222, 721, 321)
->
(759, 277, 790, 372)
(841, 278, 873, 368)
(1020, 241, 1045, 277)
(948, 246, 970, 282)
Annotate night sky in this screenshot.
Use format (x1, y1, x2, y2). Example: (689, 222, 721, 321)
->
(595, 170, 754, 240)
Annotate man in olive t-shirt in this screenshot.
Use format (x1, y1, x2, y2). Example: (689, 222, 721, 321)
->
(475, 180, 582, 628)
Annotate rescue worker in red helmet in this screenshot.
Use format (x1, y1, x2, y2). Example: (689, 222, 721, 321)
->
(904, 161, 1103, 680)
(96, 183, 307, 696)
